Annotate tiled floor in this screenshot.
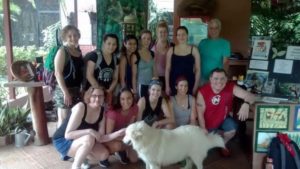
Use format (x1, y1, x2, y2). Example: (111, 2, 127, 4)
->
(0, 122, 253, 169)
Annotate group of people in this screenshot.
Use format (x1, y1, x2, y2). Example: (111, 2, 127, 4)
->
(51, 18, 255, 169)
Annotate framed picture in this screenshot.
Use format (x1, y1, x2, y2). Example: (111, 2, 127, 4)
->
(256, 105, 290, 130)
(251, 39, 271, 60)
(294, 105, 300, 130)
(283, 131, 300, 147)
(255, 131, 277, 153)
(180, 17, 209, 46)
(245, 70, 269, 94)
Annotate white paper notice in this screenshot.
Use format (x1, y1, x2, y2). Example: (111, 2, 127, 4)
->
(273, 59, 293, 74)
(249, 60, 269, 70)
(286, 46, 300, 60)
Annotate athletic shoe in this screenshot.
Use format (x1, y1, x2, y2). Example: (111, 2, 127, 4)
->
(115, 151, 130, 164)
(99, 159, 110, 168)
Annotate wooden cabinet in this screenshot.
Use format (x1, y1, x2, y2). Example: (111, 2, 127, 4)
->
(226, 59, 249, 80)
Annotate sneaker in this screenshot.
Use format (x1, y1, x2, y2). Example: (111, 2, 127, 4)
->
(81, 159, 90, 169)
(99, 159, 110, 168)
(114, 151, 130, 164)
(220, 148, 231, 157)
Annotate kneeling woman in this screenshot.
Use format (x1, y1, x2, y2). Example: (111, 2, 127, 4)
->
(52, 86, 124, 169)
(137, 79, 175, 128)
(100, 87, 139, 167)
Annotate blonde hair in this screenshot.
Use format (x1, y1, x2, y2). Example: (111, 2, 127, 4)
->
(61, 25, 81, 42)
(84, 86, 105, 103)
(156, 20, 169, 33)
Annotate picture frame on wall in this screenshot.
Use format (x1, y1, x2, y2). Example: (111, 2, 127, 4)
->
(256, 105, 290, 130)
(294, 105, 300, 131)
(244, 70, 269, 94)
(251, 39, 271, 60)
(255, 131, 277, 153)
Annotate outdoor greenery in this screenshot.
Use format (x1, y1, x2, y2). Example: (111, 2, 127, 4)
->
(251, 0, 300, 50)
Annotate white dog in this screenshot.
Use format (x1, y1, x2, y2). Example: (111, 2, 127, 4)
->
(123, 121, 225, 169)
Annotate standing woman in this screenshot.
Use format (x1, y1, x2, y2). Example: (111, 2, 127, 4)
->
(165, 26, 201, 96)
(151, 20, 170, 91)
(85, 34, 119, 105)
(169, 76, 197, 127)
(54, 25, 84, 127)
(52, 86, 125, 169)
(119, 35, 138, 89)
(100, 87, 139, 167)
(137, 79, 174, 129)
(132, 30, 157, 98)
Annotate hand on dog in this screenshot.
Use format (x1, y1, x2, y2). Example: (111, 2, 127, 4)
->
(117, 128, 126, 137)
(238, 103, 249, 121)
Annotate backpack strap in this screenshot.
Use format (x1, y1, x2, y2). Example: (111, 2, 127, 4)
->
(280, 143, 286, 169)
(63, 46, 75, 80)
(95, 49, 103, 70)
(292, 144, 300, 169)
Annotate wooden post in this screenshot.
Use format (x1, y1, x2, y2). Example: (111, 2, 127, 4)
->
(28, 87, 50, 145)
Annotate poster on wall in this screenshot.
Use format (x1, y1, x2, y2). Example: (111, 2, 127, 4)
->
(180, 17, 208, 46)
(286, 46, 300, 60)
(294, 105, 300, 131)
(283, 131, 300, 148)
(255, 131, 277, 153)
(245, 70, 269, 94)
(251, 40, 271, 60)
(256, 105, 290, 130)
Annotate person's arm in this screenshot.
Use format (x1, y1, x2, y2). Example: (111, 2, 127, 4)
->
(137, 97, 146, 121)
(107, 63, 119, 93)
(131, 54, 138, 95)
(65, 103, 100, 140)
(196, 92, 208, 133)
(192, 46, 201, 95)
(86, 58, 100, 88)
(233, 85, 255, 121)
(106, 111, 116, 134)
(165, 47, 173, 96)
(54, 47, 71, 106)
(154, 98, 175, 129)
(119, 55, 126, 88)
(190, 96, 197, 125)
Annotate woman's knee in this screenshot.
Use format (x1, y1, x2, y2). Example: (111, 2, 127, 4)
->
(81, 135, 96, 148)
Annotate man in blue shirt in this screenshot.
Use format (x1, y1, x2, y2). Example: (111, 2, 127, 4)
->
(198, 18, 231, 84)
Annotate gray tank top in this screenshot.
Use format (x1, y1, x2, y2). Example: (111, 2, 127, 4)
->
(137, 52, 155, 85)
(171, 95, 193, 127)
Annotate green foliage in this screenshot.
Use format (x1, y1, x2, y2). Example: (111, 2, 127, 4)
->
(9, 107, 30, 131)
(251, 0, 300, 50)
(41, 21, 61, 51)
(0, 103, 10, 136)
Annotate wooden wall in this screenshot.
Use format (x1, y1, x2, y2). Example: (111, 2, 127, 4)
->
(174, 0, 251, 58)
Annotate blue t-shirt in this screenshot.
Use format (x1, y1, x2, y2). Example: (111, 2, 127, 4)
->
(198, 38, 230, 81)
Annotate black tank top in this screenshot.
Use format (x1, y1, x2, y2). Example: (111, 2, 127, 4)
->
(142, 97, 163, 120)
(52, 103, 104, 140)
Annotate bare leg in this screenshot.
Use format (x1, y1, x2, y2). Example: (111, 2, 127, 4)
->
(223, 130, 236, 144)
(67, 135, 96, 169)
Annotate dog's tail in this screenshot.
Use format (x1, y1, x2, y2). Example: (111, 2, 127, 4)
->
(207, 133, 225, 149)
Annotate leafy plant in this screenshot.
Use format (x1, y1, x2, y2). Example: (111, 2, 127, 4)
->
(41, 21, 61, 51)
(9, 107, 30, 131)
(0, 103, 10, 136)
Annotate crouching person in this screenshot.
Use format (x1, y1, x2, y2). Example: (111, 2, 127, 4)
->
(52, 86, 124, 169)
(100, 87, 139, 167)
(196, 68, 255, 157)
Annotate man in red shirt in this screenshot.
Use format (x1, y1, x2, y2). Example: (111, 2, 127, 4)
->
(196, 68, 255, 156)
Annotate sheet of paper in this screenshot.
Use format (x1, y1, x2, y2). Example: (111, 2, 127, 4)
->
(286, 46, 300, 60)
(249, 60, 269, 70)
(273, 59, 293, 74)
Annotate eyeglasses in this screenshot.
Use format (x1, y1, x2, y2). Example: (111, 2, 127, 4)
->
(91, 94, 104, 99)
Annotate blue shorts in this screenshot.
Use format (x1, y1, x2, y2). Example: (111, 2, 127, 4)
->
(209, 116, 237, 133)
(52, 137, 73, 160)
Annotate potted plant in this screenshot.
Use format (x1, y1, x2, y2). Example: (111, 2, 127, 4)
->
(0, 103, 12, 146)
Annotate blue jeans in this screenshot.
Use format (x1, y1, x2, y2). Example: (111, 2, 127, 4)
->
(208, 116, 238, 133)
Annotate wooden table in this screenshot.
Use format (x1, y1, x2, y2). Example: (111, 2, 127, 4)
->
(4, 81, 50, 146)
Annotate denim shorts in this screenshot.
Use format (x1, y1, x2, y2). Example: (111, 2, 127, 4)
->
(209, 116, 238, 133)
(52, 137, 73, 160)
